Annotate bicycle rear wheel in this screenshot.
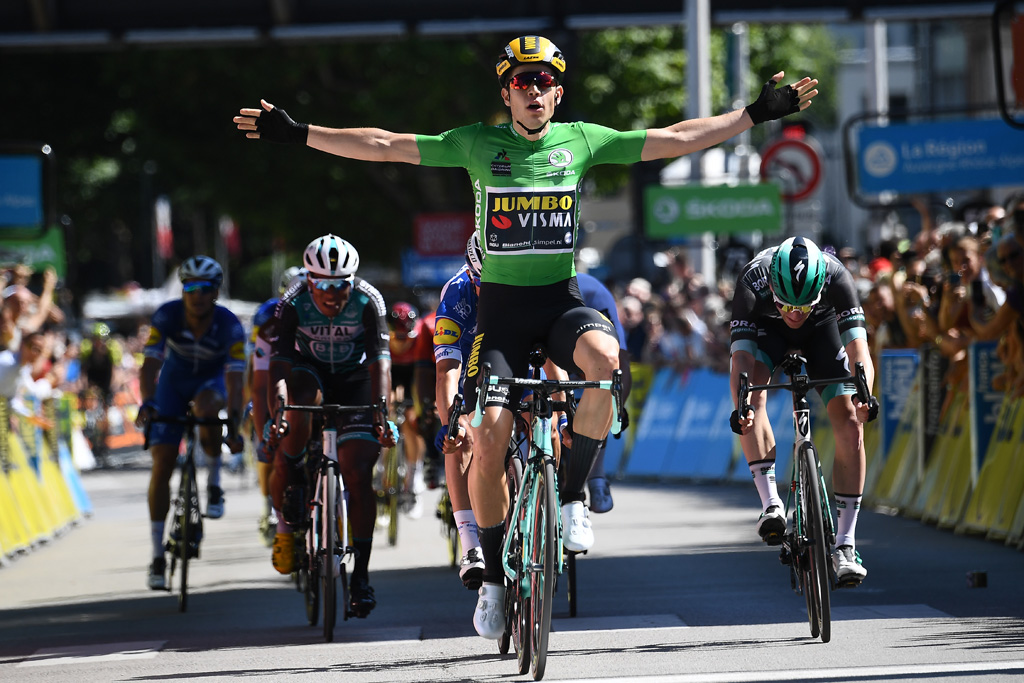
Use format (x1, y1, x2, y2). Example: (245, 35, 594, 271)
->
(384, 443, 401, 546)
(500, 454, 523, 657)
(321, 468, 338, 641)
(799, 443, 831, 643)
(529, 459, 557, 680)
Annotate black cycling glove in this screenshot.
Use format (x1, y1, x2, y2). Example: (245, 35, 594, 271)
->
(256, 105, 309, 145)
(745, 77, 800, 124)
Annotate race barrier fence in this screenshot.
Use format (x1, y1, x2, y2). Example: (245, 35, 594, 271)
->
(0, 396, 94, 564)
(614, 342, 1024, 552)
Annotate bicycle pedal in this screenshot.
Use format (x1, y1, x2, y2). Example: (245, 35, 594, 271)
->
(762, 532, 783, 546)
(836, 577, 863, 589)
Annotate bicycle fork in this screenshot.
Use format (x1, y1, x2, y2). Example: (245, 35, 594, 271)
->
(316, 427, 349, 578)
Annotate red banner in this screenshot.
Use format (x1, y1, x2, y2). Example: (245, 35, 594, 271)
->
(414, 212, 474, 256)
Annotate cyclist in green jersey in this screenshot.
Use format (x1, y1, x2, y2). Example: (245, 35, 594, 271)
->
(234, 35, 817, 639)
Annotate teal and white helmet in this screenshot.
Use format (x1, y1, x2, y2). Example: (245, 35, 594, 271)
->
(769, 236, 827, 307)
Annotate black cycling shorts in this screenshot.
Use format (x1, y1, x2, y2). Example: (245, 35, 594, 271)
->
(754, 313, 856, 404)
(290, 362, 378, 444)
(465, 278, 617, 411)
(391, 364, 414, 400)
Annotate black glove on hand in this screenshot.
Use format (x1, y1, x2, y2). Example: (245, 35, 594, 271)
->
(745, 78, 800, 124)
(256, 105, 309, 144)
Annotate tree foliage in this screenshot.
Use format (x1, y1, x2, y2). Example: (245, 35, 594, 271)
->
(2, 24, 836, 302)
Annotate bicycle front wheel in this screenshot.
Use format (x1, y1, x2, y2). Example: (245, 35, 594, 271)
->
(178, 456, 198, 613)
(529, 459, 558, 680)
(799, 443, 831, 643)
(321, 468, 338, 641)
(384, 443, 402, 546)
(501, 454, 524, 658)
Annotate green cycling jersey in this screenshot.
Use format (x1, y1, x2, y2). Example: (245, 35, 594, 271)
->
(416, 121, 645, 287)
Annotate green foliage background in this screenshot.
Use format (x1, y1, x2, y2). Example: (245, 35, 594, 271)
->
(2, 25, 836, 302)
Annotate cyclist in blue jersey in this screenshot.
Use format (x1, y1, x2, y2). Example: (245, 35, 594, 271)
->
(263, 234, 395, 619)
(248, 266, 304, 546)
(235, 35, 817, 638)
(434, 233, 486, 589)
(137, 256, 247, 590)
(571, 272, 632, 514)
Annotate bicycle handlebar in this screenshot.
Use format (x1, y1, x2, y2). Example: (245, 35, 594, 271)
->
(469, 362, 626, 435)
(273, 396, 393, 442)
(142, 413, 235, 451)
(732, 355, 876, 435)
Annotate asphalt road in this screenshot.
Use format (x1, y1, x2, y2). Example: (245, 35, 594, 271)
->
(1, 452, 1023, 682)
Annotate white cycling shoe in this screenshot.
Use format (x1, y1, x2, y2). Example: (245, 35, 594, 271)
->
(562, 501, 594, 552)
(473, 582, 506, 640)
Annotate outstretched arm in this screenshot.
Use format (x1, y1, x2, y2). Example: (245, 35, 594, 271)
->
(234, 99, 421, 164)
(642, 71, 818, 161)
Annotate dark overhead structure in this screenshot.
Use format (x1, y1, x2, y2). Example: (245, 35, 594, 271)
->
(0, 1, 999, 50)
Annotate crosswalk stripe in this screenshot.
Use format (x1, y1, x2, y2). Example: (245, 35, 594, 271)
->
(18, 641, 166, 668)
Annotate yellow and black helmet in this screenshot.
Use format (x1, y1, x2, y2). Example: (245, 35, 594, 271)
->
(496, 36, 566, 86)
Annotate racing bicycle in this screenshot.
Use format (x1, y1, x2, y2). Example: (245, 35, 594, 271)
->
(143, 409, 234, 613)
(734, 353, 875, 643)
(275, 397, 391, 642)
(468, 350, 624, 680)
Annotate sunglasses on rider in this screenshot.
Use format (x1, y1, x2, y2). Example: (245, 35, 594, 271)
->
(507, 71, 558, 91)
(182, 279, 216, 294)
(772, 294, 816, 315)
(308, 275, 353, 292)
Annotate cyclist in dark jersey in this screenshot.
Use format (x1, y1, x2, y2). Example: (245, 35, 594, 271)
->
(729, 236, 877, 585)
(235, 35, 818, 638)
(262, 234, 395, 619)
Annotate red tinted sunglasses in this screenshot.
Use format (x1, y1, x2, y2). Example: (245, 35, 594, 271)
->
(507, 71, 558, 91)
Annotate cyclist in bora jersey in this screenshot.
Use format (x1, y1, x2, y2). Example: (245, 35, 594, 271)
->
(262, 234, 395, 619)
(235, 35, 818, 638)
(136, 256, 246, 590)
(729, 236, 878, 585)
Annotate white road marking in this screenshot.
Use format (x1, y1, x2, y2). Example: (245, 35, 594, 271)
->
(18, 641, 166, 668)
(553, 614, 688, 632)
(559, 660, 1024, 683)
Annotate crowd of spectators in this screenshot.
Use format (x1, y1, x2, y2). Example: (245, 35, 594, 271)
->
(0, 263, 145, 443)
(609, 192, 1024, 399)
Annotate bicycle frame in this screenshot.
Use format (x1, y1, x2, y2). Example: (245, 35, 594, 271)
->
(277, 398, 391, 641)
(737, 354, 873, 643)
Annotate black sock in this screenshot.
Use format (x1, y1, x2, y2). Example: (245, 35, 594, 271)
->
(352, 538, 372, 583)
(563, 434, 601, 503)
(479, 523, 505, 585)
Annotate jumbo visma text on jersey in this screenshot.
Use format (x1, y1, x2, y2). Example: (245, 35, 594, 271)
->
(486, 186, 576, 255)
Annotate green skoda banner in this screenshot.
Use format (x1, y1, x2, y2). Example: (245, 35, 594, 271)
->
(0, 226, 67, 278)
(644, 183, 782, 237)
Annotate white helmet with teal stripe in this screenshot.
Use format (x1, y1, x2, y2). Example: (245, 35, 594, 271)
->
(769, 236, 827, 307)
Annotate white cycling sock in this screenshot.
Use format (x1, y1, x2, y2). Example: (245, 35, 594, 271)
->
(264, 495, 273, 516)
(207, 457, 221, 489)
(834, 493, 862, 548)
(151, 521, 165, 558)
(749, 459, 783, 510)
(454, 509, 480, 554)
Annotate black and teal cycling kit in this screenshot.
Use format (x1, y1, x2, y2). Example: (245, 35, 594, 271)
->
(266, 278, 390, 441)
(417, 121, 642, 408)
(730, 248, 867, 404)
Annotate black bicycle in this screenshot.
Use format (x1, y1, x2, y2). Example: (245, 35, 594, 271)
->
(144, 410, 234, 613)
(735, 353, 875, 643)
(275, 397, 391, 642)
